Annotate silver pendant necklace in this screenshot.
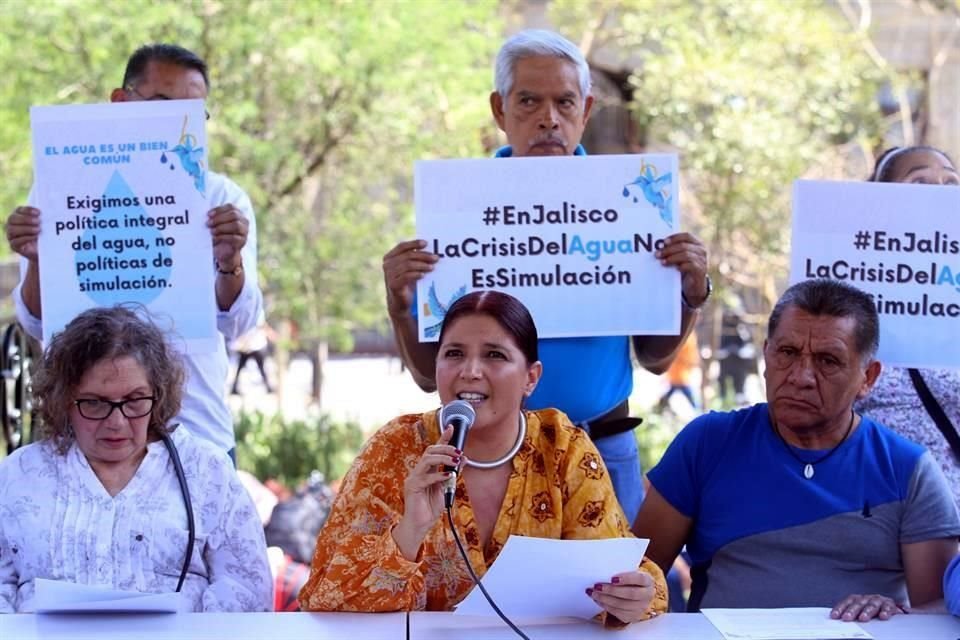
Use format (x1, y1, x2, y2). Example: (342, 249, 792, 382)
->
(773, 410, 855, 480)
(464, 412, 527, 469)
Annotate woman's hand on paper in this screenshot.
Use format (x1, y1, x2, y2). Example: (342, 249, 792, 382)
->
(587, 569, 657, 624)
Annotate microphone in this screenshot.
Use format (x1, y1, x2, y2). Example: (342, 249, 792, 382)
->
(439, 399, 476, 508)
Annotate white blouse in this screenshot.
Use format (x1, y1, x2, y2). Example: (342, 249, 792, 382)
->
(0, 426, 272, 612)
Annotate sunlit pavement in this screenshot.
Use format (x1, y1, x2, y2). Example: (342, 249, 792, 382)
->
(226, 354, 765, 435)
(227, 354, 437, 433)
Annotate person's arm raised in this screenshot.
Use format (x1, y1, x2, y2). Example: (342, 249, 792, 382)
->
(208, 204, 249, 312)
(632, 232, 709, 374)
(383, 240, 440, 391)
(6, 206, 42, 320)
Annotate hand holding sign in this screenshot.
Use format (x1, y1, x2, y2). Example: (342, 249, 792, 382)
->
(207, 203, 249, 271)
(6, 206, 41, 262)
(383, 239, 439, 318)
(656, 232, 709, 307)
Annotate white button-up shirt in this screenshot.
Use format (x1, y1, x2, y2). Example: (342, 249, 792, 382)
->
(0, 427, 273, 612)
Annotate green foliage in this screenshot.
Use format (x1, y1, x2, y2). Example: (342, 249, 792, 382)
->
(551, 0, 885, 305)
(0, 0, 896, 348)
(0, 0, 501, 349)
(634, 408, 687, 474)
(234, 409, 364, 488)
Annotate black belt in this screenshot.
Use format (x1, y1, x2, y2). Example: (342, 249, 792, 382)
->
(578, 399, 643, 440)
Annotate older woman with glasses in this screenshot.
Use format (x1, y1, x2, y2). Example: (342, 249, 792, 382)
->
(0, 306, 272, 613)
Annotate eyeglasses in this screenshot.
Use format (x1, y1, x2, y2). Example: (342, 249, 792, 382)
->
(74, 397, 155, 420)
(125, 86, 211, 121)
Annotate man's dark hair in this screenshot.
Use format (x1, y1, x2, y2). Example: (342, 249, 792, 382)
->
(767, 279, 879, 362)
(122, 43, 209, 90)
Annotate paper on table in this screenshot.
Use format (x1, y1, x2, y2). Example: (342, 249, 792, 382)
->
(33, 579, 184, 614)
(454, 536, 648, 620)
(701, 608, 873, 640)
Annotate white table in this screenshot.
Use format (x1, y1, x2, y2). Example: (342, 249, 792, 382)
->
(409, 611, 960, 639)
(2, 610, 957, 639)
(0, 611, 406, 640)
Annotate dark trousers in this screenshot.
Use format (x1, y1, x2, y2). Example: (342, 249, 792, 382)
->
(232, 349, 271, 393)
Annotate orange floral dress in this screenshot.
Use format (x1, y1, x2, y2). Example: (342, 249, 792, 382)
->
(298, 408, 667, 623)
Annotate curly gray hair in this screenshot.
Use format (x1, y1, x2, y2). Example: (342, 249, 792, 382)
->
(33, 306, 185, 454)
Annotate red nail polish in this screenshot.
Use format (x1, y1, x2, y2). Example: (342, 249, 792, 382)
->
(454, 449, 462, 455)
(611, 577, 621, 584)
(585, 588, 593, 596)
(594, 584, 603, 592)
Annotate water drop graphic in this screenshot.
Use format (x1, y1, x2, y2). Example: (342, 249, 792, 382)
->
(160, 152, 167, 163)
(622, 187, 630, 197)
(633, 197, 638, 203)
(75, 171, 172, 307)
(170, 164, 175, 171)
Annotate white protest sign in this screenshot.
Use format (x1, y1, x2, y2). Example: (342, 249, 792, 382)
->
(790, 180, 960, 369)
(31, 100, 217, 353)
(415, 154, 681, 341)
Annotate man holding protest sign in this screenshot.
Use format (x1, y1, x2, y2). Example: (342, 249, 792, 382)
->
(383, 29, 710, 522)
(5, 43, 262, 461)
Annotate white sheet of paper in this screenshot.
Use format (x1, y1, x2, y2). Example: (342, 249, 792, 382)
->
(701, 608, 873, 640)
(33, 579, 184, 614)
(453, 536, 648, 620)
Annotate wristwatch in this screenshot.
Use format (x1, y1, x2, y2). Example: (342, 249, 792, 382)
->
(216, 261, 244, 277)
(682, 274, 712, 310)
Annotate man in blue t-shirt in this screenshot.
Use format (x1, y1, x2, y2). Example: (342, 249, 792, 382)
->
(382, 29, 711, 523)
(635, 279, 960, 619)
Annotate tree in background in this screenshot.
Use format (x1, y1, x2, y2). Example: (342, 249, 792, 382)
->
(5, 0, 945, 409)
(836, 0, 960, 150)
(0, 0, 500, 404)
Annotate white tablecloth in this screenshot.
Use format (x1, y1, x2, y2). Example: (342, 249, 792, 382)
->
(2, 610, 957, 639)
(0, 611, 406, 640)
(409, 611, 960, 640)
